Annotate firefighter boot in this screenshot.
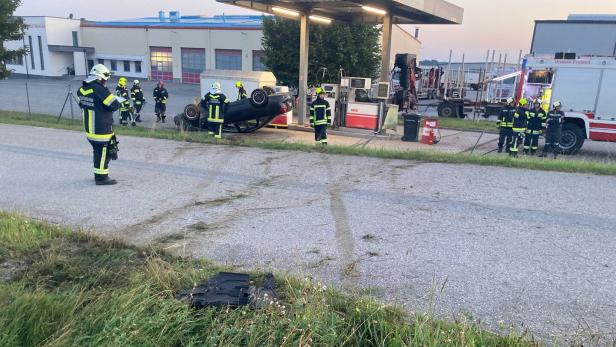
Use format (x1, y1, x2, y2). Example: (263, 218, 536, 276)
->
(94, 175, 117, 186)
(156, 114, 161, 123)
(135, 113, 142, 122)
(497, 146, 503, 153)
(530, 149, 536, 156)
(161, 114, 166, 123)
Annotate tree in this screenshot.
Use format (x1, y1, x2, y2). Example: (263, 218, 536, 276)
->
(0, 0, 27, 79)
(261, 16, 381, 88)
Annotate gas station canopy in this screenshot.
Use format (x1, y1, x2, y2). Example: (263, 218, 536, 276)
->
(216, 0, 463, 25)
(217, 0, 464, 125)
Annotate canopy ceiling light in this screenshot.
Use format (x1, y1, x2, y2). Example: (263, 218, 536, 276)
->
(361, 5, 387, 16)
(309, 15, 332, 24)
(272, 6, 300, 17)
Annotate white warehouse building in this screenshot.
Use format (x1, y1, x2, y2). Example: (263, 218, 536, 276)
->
(5, 11, 421, 83)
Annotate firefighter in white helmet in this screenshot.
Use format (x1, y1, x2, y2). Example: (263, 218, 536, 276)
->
(200, 82, 230, 139)
(540, 101, 565, 158)
(77, 64, 120, 185)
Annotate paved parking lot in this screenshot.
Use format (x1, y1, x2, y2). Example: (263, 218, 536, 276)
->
(1, 124, 615, 344)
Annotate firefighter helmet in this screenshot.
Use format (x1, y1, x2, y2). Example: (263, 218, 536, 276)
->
(118, 77, 127, 87)
(315, 87, 324, 95)
(518, 98, 528, 106)
(235, 81, 243, 88)
(133, 79, 140, 85)
(506, 97, 515, 105)
(533, 98, 542, 105)
(553, 101, 562, 108)
(212, 82, 221, 90)
(89, 64, 111, 81)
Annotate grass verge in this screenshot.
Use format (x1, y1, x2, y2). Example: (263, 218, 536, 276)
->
(435, 117, 498, 133)
(2, 110, 616, 176)
(0, 212, 533, 346)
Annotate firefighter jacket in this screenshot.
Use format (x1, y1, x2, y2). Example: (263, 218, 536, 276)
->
(512, 107, 528, 132)
(115, 86, 131, 112)
(153, 87, 168, 105)
(545, 110, 564, 133)
(237, 87, 248, 100)
(130, 85, 144, 105)
(310, 98, 332, 126)
(201, 93, 230, 123)
(526, 108, 547, 134)
(497, 105, 516, 128)
(77, 80, 120, 142)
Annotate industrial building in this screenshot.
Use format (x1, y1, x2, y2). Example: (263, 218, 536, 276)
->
(531, 14, 616, 57)
(5, 11, 421, 83)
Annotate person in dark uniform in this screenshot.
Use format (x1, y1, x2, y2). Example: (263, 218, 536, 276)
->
(153, 80, 168, 123)
(510, 98, 529, 157)
(200, 82, 230, 139)
(116, 77, 134, 126)
(524, 99, 547, 155)
(497, 97, 516, 153)
(130, 80, 144, 122)
(235, 81, 248, 100)
(540, 101, 565, 158)
(77, 64, 120, 185)
(310, 87, 332, 145)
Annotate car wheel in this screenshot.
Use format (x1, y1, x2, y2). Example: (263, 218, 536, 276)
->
(184, 104, 200, 121)
(437, 101, 458, 118)
(250, 89, 269, 108)
(559, 123, 585, 155)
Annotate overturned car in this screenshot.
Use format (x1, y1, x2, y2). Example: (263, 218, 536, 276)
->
(174, 88, 293, 133)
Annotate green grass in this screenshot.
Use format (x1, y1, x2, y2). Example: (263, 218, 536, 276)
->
(2, 110, 616, 176)
(0, 212, 535, 346)
(435, 117, 498, 133)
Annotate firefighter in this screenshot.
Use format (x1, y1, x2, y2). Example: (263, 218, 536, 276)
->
(130, 80, 144, 122)
(524, 99, 547, 155)
(497, 97, 516, 153)
(116, 77, 134, 126)
(77, 64, 120, 185)
(540, 101, 565, 158)
(236, 81, 248, 101)
(200, 82, 230, 139)
(310, 87, 332, 145)
(509, 98, 529, 157)
(153, 80, 168, 123)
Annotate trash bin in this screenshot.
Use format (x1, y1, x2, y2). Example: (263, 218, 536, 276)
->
(401, 113, 421, 142)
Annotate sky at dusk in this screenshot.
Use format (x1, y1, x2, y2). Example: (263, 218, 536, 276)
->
(14, 0, 616, 62)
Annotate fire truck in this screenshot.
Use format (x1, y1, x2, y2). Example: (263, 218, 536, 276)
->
(518, 55, 616, 154)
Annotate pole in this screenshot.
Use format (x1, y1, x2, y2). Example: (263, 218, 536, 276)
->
(459, 53, 465, 99)
(25, 83, 32, 117)
(68, 84, 75, 122)
(298, 14, 309, 126)
(443, 49, 452, 99)
(380, 12, 393, 83)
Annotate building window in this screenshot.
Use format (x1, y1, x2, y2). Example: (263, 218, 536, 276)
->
(252, 50, 266, 71)
(110, 60, 117, 71)
(215, 49, 242, 70)
(123, 60, 130, 72)
(97, 58, 104, 65)
(28, 36, 35, 69)
(8, 55, 24, 65)
(181, 48, 205, 84)
(135, 61, 142, 73)
(150, 46, 173, 81)
(72, 31, 78, 47)
(37, 36, 44, 70)
(87, 59, 94, 71)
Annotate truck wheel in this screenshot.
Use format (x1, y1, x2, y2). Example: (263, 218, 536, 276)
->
(250, 89, 269, 108)
(183, 104, 200, 121)
(437, 101, 458, 118)
(559, 123, 585, 155)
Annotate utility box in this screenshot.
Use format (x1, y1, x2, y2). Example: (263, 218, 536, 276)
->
(401, 113, 421, 142)
(200, 70, 277, 98)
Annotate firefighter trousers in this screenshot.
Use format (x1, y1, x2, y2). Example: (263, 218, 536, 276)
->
(89, 140, 111, 179)
(207, 120, 223, 139)
(314, 125, 328, 144)
(524, 133, 540, 153)
(498, 128, 513, 152)
(509, 131, 524, 156)
(542, 131, 561, 156)
(119, 110, 133, 125)
(155, 102, 166, 121)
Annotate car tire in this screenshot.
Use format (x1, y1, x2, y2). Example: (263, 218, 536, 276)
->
(250, 89, 269, 108)
(184, 104, 200, 121)
(559, 123, 585, 155)
(437, 101, 458, 118)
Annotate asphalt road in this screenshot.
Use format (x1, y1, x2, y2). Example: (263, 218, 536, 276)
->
(1, 124, 616, 344)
